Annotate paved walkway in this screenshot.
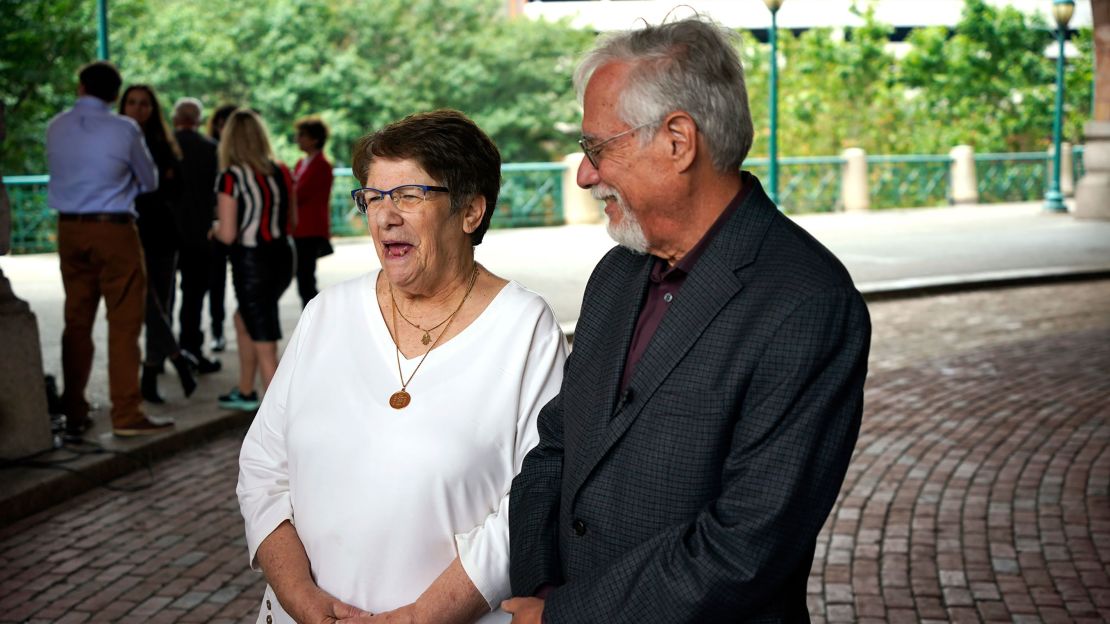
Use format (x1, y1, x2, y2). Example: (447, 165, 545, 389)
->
(0, 201, 1108, 621)
(0, 280, 1107, 622)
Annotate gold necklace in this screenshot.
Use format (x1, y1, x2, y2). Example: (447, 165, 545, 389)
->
(386, 265, 479, 409)
(391, 287, 453, 346)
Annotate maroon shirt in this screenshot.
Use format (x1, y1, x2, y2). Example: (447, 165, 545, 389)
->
(619, 177, 752, 392)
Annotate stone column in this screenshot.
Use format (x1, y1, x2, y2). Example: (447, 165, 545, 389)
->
(1075, 121, 1110, 219)
(0, 101, 53, 458)
(840, 148, 870, 212)
(561, 153, 602, 225)
(949, 145, 979, 204)
(1059, 142, 1075, 197)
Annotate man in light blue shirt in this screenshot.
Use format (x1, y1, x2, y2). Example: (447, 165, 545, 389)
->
(46, 61, 173, 437)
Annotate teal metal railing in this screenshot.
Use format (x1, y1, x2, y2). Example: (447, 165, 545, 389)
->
(867, 154, 952, 209)
(974, 152, 1049, 204)
(4, 175, 53, 254)
(5, 164, 568, 254)
(494, 162, 565, 228)
(2, 148, 1092, 254)
(745, 156, 844, 213)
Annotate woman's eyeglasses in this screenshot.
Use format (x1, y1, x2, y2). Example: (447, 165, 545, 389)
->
(351, 184, 449, 214)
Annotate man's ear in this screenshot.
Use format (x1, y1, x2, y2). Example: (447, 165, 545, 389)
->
(462, 195, 486, 235)
(663, 112, 698, 173)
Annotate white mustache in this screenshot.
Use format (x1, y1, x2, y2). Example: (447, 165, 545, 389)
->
(591, 185, 620, 202)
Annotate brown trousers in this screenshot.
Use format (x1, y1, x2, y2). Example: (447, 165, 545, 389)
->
(57, 219, 147, 427)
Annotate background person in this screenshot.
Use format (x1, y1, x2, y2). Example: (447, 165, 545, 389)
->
(505, 17, 872, 623)
(237, 110, 566, 623)
(290, 115, 334, 308)
(119, 84, 197, 404)
(212, 109, 295, 411)
(206, 103, 237, 353)
(46, 61, 173, 437)
(171, 97, 222, 374)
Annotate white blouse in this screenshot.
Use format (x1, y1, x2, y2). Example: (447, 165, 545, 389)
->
(238, 271, 567, 622)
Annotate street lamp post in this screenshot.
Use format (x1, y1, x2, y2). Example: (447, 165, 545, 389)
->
(764, 0, 784, 207)
(1045, 0, 1075, 213)
(97, 0, 109, 60)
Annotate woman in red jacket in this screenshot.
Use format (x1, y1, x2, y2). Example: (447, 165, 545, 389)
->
(291, 116, 334, 308)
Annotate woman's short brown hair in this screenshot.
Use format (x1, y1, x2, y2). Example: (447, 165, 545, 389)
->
(352, 110, 501, 246)
(294, 115, 329, 149)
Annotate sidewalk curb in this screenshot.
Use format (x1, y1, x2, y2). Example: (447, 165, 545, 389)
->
(3, 268, 1109, 528)
(0, 409, 254, 527)
(858, 266, 1110, 301)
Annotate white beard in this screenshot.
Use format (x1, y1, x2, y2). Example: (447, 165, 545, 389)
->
(593, 185, 648, 254)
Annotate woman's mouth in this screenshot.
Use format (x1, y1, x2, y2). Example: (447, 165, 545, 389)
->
(383, 242, 414, 258)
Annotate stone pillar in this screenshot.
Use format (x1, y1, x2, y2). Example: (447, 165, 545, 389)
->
(1060, 142, 1075, 197)
(840, 148, 870, 212)
(1075, 121, 1110, 220)
(561, 153, 603, 225)
(0, 101, 53, 458)
(949, 145, 979, 204)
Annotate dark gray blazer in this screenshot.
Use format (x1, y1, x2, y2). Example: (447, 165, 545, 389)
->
(173, 128, 218, 245)
(509, 176, 871, 623)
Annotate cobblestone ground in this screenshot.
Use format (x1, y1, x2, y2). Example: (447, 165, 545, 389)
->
(0, 281, 1108, 623)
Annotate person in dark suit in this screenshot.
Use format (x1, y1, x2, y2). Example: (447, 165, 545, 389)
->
(172, 98, 222, 374)
(504, 17, 871, 623)
(119, 84, 197, 405)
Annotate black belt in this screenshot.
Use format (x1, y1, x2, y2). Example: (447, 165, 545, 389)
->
(58, 212, 134, 224)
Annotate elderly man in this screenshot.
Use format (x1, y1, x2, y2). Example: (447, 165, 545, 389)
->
(171, 97, 221, 374)
(46, 61, 173, 437)
(505, 17, 871, 623)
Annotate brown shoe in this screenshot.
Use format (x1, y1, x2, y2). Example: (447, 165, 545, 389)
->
(113, 416, 175, 437)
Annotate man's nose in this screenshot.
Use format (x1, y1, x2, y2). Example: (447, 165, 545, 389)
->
(576, 155, 599, 189)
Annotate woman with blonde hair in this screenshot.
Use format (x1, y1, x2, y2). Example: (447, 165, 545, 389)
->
(212, 109, 296, 410)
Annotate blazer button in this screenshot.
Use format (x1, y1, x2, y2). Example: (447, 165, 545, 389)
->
(572, 519, 587, 536)
(266, 616, 273, 624)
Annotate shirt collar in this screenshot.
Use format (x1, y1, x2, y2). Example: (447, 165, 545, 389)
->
(75, 95, 112, 111)
(651, 172, 754, 282)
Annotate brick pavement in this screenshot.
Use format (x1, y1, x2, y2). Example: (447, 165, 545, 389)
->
(0, 280, 1107, 623)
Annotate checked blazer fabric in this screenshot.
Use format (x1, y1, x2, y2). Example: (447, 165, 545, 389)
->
(509, 175, 872, 623)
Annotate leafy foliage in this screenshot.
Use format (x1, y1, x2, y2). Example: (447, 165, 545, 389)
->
(0, 0, 1097, 177)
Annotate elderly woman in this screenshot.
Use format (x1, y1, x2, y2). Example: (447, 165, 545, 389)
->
(212, 109, 296, 410)
(237, 110, 567, 623)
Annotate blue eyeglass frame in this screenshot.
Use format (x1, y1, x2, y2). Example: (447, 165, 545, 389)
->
(350, 184, 450, 213)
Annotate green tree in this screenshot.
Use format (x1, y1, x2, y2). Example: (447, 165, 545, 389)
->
(897, 0, 1089, 152)
(109, 0, 591, 169)
(0, 0, 96, 175)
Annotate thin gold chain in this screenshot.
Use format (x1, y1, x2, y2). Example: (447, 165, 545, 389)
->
(389, 264, 479, 393)
(390, 282, 453, 344)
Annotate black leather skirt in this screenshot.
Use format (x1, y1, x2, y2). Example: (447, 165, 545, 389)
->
(229, 239, 294, 342)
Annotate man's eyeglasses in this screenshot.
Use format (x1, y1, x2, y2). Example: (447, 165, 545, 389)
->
(351, 184, 450, 214)
(578, 121, 656, 169)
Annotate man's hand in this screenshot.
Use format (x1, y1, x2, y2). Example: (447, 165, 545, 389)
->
(501, 597, 545, 624)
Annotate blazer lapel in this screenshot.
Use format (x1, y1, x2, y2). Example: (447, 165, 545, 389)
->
(564, 254, 652, 500)
(566, 178, 780, 501)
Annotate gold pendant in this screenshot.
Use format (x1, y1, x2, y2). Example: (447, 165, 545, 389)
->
(389, 390, 411, 409)
(421, 332, 431, 346)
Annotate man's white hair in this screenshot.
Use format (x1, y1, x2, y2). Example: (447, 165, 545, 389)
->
(173, 97, 204, 125)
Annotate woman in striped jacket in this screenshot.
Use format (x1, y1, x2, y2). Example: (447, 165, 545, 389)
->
(212, 109, 296, 411)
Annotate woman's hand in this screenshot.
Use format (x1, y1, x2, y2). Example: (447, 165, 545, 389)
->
(291, 585, 371, 623)
(257, 522, 371, 623)
(337, 603, 415, 623)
